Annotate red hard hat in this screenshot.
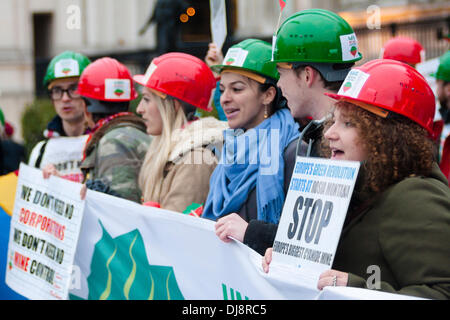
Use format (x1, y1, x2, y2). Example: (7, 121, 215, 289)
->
(77, 57, 138, 102)
(133, 52, 216, 111)
(381, 37, 425, 66)
(325, 59, 436, 136)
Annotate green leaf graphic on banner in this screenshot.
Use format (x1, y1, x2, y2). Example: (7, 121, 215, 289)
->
(71, 221, 184, 300)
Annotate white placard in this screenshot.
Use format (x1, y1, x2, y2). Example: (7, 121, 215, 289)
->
(210, 0, 227, 51)
(5, 164, 85, 300)
(29, 135, 88, 183)
(272, 157, 360, 278)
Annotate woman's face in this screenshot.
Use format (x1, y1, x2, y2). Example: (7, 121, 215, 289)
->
(136, 87, 163, 136)
(219, 72, 268, 130)
(324, 106, 367, 162)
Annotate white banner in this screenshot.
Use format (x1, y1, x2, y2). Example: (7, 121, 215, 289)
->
(4, 167, 421, 300)
(28, 135, 88, 183)
(5, 164, 85, 300)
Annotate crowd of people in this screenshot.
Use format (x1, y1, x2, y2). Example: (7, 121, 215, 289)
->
(2, 8, 449, 300)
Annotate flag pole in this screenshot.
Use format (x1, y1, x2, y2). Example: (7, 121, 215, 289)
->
(276, 10, 282, 31)
(272, 1, 285, 60)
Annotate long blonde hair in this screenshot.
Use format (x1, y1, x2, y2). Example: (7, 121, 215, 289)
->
(138, 94, 188, 202)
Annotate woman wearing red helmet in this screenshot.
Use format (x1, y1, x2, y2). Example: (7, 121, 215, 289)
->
(134, 53, 228, 213)
(263, 59, 450, 299)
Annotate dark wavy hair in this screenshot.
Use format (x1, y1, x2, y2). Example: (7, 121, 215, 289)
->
(321, 101, 435, 194)
(259, 81, 287, 113)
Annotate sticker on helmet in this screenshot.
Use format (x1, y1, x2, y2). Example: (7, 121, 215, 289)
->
(54, 59, 80, 78)
(338, 69, 370, 98)
(105, 79, 131, 100)
(340, 33, 360, 61)
(223, 48, 249, 68)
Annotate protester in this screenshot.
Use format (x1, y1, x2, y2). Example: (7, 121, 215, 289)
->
(77, 57, 151, 202)
(381, 36, 425, 68)
(28, 51, 91, 177)
(432, 50, 450, 179)
(263, 59, 450, 300)
(201, 39, 300, 238)
(209, 10, 363, 255)
(134, 52, 228, 212)
(381, 37, 445, 155)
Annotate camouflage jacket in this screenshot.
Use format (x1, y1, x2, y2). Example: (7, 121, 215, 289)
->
(81, 114, 151, 203)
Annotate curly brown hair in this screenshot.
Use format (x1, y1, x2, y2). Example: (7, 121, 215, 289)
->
(321, 101, 435, 194)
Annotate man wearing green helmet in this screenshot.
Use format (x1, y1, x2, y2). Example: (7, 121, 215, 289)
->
(273, 9, 362, 157)
(28, 51, 91, 182)
(41, 51, 91, 138)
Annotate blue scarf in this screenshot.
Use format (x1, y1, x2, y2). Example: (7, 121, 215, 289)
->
(203, 108, 299, 223)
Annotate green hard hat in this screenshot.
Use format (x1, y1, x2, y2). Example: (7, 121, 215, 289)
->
(43, 51, 91, 87)
(431, 51, 450, 82)
(272, 9, 362, 65)
(211, 39, 279, 83)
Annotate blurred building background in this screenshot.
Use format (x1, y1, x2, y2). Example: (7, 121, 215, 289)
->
(0, 0, 449, 141)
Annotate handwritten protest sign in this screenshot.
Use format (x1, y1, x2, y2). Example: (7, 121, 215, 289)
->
(5, 164, 85, 300)
(272, 157, 360, 278)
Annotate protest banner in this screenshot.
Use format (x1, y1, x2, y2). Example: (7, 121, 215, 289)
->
(5, 164, 85, 300)
(272, 157, 360, 279)
(2, 166, 420, 300)
(68, 186, 417, 300)
(210, 0, 227, 51)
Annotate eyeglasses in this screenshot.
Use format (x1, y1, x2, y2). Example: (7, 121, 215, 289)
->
(48, 85, 81, 100)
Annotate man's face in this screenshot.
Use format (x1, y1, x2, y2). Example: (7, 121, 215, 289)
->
(49, 78, 86, 124)
(276, 66, 309, 120)
(437, 79, 450, 110)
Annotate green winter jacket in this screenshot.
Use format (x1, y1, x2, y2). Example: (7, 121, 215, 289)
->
(81, 114, 151, 203)
(333, 163, 450, 299)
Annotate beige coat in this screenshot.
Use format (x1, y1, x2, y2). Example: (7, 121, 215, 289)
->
(159, 117, 228, 213)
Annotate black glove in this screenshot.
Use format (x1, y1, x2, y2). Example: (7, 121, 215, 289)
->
(86, 179, 121, 198)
